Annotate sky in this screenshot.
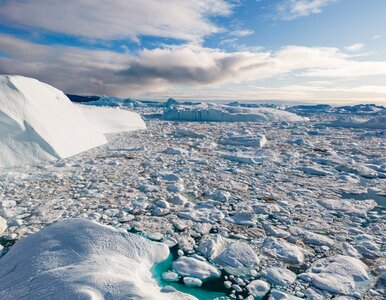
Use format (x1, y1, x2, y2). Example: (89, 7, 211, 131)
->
(0, 0, 385, 104)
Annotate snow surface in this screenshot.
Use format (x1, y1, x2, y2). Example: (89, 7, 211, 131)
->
(163, 103, 308, 122)
(0, 75, 107, 168)
(79, 105, 146, 134)
(0, 219, 194, 300)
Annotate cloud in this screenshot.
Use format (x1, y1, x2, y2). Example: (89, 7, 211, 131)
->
(229, 29, 255, 37)
(277, 0, 338, 20)
(344, 43, 365, 52)
(1, 34, 386, 101)
(0, 0, 232, 43)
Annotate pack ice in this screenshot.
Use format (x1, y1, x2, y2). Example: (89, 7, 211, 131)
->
(0, 219, 194, 300)
(0, 75, 146, 169)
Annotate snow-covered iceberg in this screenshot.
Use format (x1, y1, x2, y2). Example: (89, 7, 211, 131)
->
(0, 75, 147, 169)
(0, 219, 194, 300)
(79, 105, 146, 134)
(162, 103, 307, 122)
(0, 75, 107, 168)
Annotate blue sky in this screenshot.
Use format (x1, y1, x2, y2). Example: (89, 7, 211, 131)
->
(0, 0, 385, 104)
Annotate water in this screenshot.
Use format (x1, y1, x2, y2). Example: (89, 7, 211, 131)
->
(151, 246, 229, 300)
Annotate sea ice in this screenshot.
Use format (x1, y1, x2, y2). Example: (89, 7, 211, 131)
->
(300, 255, 372, 297)
(262, 267, 297, 286)
(172, 256, 221, 281)
(0, 219, 194, 299)
(247, 280, 271, 298)
(262, 237, 308, 264)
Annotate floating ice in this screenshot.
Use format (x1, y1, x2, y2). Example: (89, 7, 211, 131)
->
(262, 267, 297, 286)
(172, 256, 221, 281)
(247, 280, 271, 298)
(198, 234, 260, 275)
(163, 103, 308, 123)
(0, 219, 194, 299)
(262, 237, 308, 264)
(300, 255, 372, 296)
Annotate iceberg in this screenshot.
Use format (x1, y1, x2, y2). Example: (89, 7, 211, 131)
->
(0, 75, 107, 168)
(162, 103, 308, 122)
(0, 219, 194, 300)
(0, 75, 147, 169)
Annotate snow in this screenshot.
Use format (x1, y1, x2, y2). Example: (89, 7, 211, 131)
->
(172, 256, 221, 281)
(163, 103, 308, 123)
(300, 255, 372, 296)
(79, 105, 146, 134)
(0, 218, 194, 300)
(0, 75, 107, 168)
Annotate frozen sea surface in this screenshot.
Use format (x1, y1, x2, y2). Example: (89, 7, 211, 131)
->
(0, 106, 385, 299)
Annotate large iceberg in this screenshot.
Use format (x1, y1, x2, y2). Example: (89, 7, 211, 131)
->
(162, 103, 308, 122)
(0, 75, 147, 169)
(0, 75, 107, 168)
(0, 219, 194, 300)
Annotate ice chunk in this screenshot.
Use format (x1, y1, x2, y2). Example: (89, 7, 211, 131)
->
(198, 234, 260, 275)
(0, 219, 194, 299)
(262, 267, 296, 286)
(220, 134, 267, 148)
(262, 237, 308, 264)
(172, 256, 221, 281)
(300, 255, 372, 296)
(247, 280, 270, 298)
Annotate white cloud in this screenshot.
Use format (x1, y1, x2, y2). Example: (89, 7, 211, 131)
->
(344, 43, 365, 52)
(0, 0, 232, 43)
(277, 0, 337, 20)
(229, 29, 255, 37)
(1, 34, 386, 102)
(372, 35, 383, 40)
